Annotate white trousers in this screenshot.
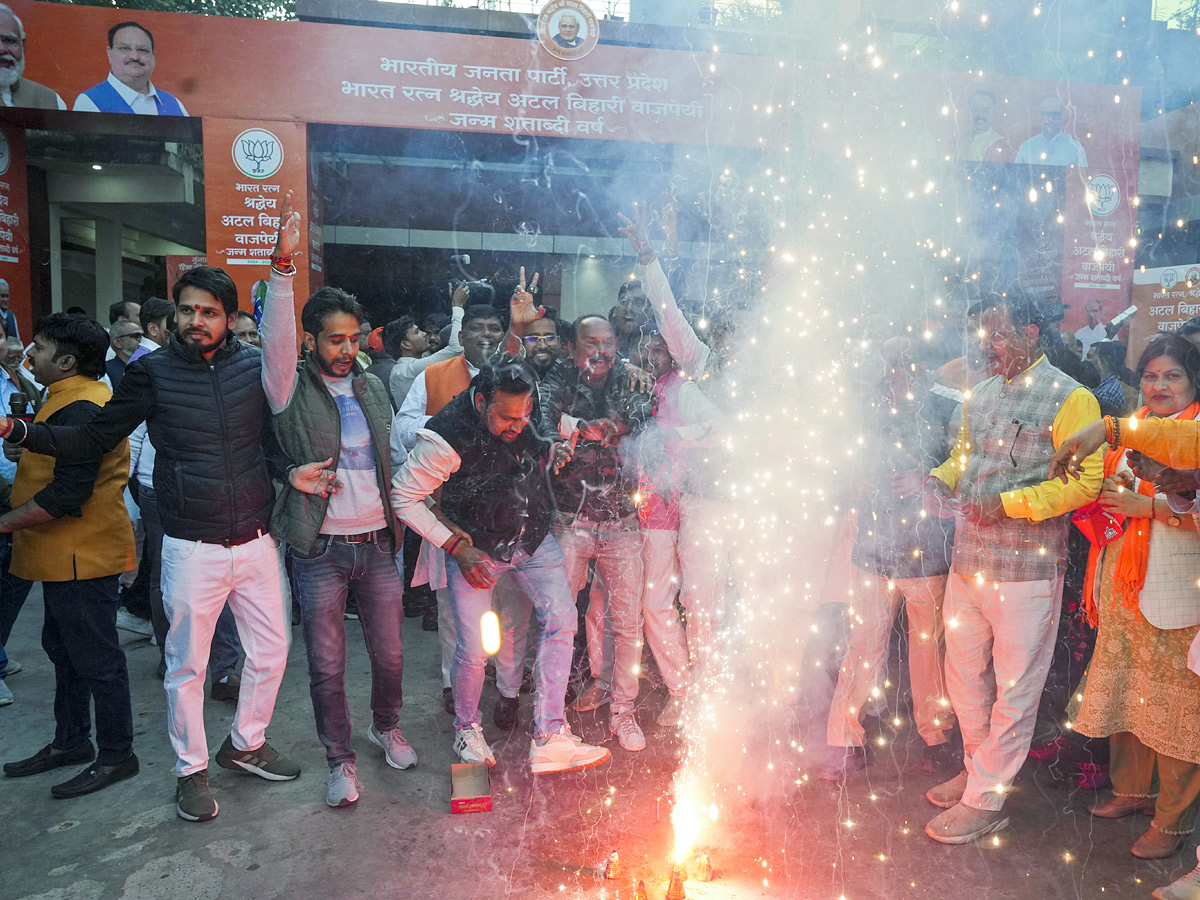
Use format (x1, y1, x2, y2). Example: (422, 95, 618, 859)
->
(161, 533, 290, 776)
(827, 570, 954, 748)
(943, 569, 1060, 811)
(640, 528, 689, 696)
(438, 586, 457, 690)
(678, 493, 737, 674)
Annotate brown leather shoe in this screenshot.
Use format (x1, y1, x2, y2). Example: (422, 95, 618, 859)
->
(1131, 826, 1185, 859)
(1089, 795, 1156, 818)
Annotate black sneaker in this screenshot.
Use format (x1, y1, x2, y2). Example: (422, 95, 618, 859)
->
(422, 606, 438, 632)
(442, 687, 455, 715)
(493, 695, 520, 731)
(176, 769, 218, 822)
(209, 673, 241, 703)
(343, 598, 360, 621)
(817, 746, 869, 783)
(215, 735, 301, 781)
(920, 742, 962, 775)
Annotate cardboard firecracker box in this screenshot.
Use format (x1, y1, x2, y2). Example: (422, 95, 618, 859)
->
(1071, 501, 1126, 548)
(451, 763, 492, 814)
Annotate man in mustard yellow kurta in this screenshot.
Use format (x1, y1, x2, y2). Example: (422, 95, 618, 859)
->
(0, 314, 137, 799)
(921, 295, 1103, 845)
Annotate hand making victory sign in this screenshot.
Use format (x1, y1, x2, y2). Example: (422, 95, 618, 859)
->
(272, 190, 303, 263)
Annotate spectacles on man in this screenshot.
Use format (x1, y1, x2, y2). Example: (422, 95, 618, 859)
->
(523, 335, 557, 345)
(119, 331, 144, 340)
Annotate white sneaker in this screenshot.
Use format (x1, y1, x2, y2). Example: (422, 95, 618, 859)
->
(453, 724, 496, 767)
(327, 761, 359, 808)
(529, 725, 611, 774)
(656, 693, 685, 728)
(571, 683, 610, 712)
(1155, 864, 1200, 900)
(115, 610, 154, 637)
(0, 679, 11, 706)
(368, 724, 418, 770)
(0, 658, 20, 677)
(610, 711, 647, 751)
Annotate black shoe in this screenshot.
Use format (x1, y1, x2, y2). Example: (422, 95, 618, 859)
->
(344, 599, 360, 621)
(156, 658, 167, 680)
(210, 673, 241, 703)
(442, 687, 455, 715)
(4, 741, 96, 778)
(51, 753, 139, 798)
(403, 596, 424, 618)
(493, 695, 520, 731)
(521, 668, 535, 694)
(422, 606, 438, 632)
(920, 742, 962, 775)
(292, 607, 302, 626)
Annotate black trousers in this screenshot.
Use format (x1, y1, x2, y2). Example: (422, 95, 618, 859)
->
(0, 534, 34, 646)
(42, 575, 134, 765)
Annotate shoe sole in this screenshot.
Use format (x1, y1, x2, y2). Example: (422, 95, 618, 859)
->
(216, 758, 300, 781)
(0, 696, 11, 706)
(327, 793, 359, 808)
(368, 730, 417, 770)
(1090, 803, 1156, 818)
(530, 748, 611, 775)
(925, 815, 1009, 845)
(571, 697, 610, 713)
(177, 800, 219, 822)
(456, 752, 496, 767)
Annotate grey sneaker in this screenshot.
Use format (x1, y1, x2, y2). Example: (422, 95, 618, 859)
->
(530, 725, 611, 774)
(176, 770, 218, 822)
(610, 711, 647, 752)
(0, 657, 20, 677)
(452, 724, 495, 766)
(215, 735, 301, 781)
(0, 680, 11, 706)
(368, 725, 417, 770)
(327, 761, 359, 808)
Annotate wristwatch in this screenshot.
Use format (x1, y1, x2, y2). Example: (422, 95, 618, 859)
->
(1168, 512, 1183, 527)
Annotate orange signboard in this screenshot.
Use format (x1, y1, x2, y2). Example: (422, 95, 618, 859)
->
(1129, 264, 1200, 362)
(0, 123, 30, 340)
(13, 0, 789, 149)
(202, 117, 309, 315)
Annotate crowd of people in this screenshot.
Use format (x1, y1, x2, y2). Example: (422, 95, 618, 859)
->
(2, 194, 1200, 900)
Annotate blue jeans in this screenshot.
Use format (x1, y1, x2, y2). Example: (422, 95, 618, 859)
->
(448, 534, 576, 740)
(291, 533, 405, 766)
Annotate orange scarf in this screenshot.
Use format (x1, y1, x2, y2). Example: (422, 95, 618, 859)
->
(1083, 401, 1200, 627)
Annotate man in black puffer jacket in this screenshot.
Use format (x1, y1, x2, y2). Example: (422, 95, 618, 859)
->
(0, 266, 332, 824)
(391, 355, 610, 777)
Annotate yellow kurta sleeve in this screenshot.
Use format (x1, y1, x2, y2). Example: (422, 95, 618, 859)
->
(1000, 386, 1103, 522)
(928, 402, 970, 492)
(1122, 416, 1200, 469)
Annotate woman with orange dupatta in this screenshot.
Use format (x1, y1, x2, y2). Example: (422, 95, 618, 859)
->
(1069, 335, 1200, 860)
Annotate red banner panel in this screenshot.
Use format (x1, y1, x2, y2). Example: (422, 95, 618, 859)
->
(0, 123, 30, 340)
(202, 117, 309, 320)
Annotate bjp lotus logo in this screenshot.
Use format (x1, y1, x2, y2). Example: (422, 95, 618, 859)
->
(232, 128, 283, 179)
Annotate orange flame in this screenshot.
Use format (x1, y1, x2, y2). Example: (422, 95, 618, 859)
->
(671, 793, 701, 865)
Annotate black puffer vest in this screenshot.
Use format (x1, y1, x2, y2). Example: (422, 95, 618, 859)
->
(426, 388, 552, 561)
(142, 333, 276, 544)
